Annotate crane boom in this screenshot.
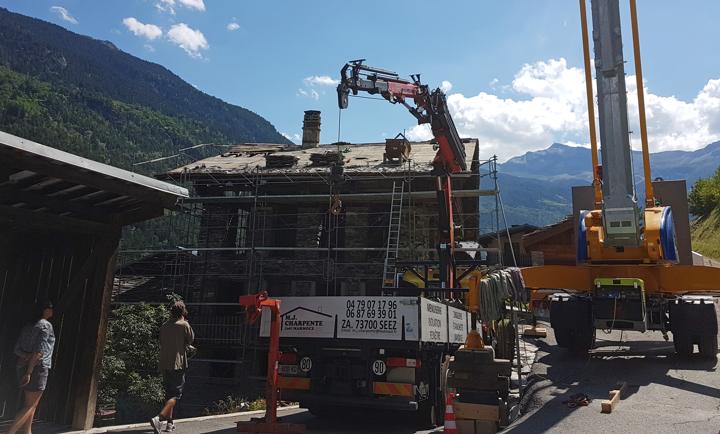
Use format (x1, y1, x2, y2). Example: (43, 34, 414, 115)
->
(337, 60, 467, 173)
(592, 0, 641, 248)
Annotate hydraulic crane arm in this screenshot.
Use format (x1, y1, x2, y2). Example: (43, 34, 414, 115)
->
(337, 59, 467, 173)
(337, 59, 468, 289)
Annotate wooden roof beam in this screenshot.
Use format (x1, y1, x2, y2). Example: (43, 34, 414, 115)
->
(0, 188, 113, 223)
(0, 203, 113, 235)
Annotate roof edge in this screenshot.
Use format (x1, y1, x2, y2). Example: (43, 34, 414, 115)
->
(0, 131, 189, 199)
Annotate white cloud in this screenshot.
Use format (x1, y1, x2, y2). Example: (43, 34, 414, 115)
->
(144, 44, 156, 52)
(227, 22, 240, 31)
(123, 18, 163, 41)
(50, 6, 78, 24)
(297, 75, 337, 100)
(304, 75, 340, 87)
(406, 124, 432, 142)
(167, 23, 209, 58)
(440, 80, 453, 93)
(282, 132, 302, 143)
(178, 0, 205, 11)
(156, 0, 205, 14)
(155, 0, 176, 15)
(297, 88, 319, 100)
(407, 57, 720, 160)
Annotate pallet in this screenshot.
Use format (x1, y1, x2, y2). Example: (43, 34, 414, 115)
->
(522, 326, 547, 337)
(453, 402, 499, 421)
(454, 347, 495, 364)
(456, 419, 498, 434)
(449, 359, 512, 374)
(601, 382, 627, 414)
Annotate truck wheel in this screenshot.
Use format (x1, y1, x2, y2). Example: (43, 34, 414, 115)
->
(498, 398, 509, 427)
(415, 400, 437, 429)
(497, 376, 510, 401)
(551, 295, 593, 353)
(551, 294, 575, 348)
(495, 319, 515, 360)
(699, 335, 718, 359)
(673, 333, 693, 358)
(554, 326, 572, 348)
(308, 406, 335, 418)
(569, 326, 595, 353)
(671, 298, 718, 359)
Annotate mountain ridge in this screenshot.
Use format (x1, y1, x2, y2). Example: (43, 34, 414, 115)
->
(0, 7, 289, 172)
(494, 141, 719, 227)
(500, 141, 720, 186)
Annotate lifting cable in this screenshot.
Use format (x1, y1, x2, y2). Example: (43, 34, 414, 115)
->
(337, 107, 342, 143)
(601, 297, 625, 349)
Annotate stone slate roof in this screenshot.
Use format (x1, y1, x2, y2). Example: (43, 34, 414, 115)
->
(162, 139, 480, 179)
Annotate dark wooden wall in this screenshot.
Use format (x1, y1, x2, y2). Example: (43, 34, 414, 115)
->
(0, 225, 119, 429)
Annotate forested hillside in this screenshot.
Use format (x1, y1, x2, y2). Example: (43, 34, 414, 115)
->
(0, 7, 289, 172)
(0, 65, 234, 169)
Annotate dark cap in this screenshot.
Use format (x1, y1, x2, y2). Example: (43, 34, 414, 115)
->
(39, 299, 54, 309)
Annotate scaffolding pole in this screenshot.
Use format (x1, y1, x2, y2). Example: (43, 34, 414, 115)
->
(179, 189, 497, 204)
(119, 246, 501, 254)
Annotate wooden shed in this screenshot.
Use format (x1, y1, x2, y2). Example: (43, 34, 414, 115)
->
(0, 131, 188, 429)
(520, 217, 576, 265)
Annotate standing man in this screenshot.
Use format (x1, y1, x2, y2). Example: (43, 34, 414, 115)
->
(150, 301, 194, 433)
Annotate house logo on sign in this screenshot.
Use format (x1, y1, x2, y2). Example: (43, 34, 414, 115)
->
(280, 307, 333, 334)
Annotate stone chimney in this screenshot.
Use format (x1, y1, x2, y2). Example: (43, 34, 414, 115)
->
(301, 110, 321, 149)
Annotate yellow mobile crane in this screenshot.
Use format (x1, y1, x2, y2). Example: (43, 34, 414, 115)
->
(522, 0, 720, 357)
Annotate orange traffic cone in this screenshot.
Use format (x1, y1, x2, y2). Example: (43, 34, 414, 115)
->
(443, 391, 457, 434)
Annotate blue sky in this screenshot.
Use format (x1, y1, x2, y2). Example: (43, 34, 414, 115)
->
(2, 0, 720, 160)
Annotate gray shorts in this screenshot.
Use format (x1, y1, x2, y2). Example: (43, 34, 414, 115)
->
(162, 369, 186, 400)
(16, 365, 49, 391)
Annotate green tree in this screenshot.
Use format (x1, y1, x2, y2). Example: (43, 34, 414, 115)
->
(98, 303, 169, 422)
(689, 167, 720, 217)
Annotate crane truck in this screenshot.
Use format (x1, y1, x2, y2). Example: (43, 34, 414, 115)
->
(522, 0, 720, 358)
(257, 60, 481, 427)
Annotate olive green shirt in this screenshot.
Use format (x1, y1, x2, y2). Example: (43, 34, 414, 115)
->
(159, 318, 194, 371)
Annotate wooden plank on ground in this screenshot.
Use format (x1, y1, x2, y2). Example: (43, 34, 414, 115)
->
(523, 326, 547, 337)
(601, 382, 627, 414)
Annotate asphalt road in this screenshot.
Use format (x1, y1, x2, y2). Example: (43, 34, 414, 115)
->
(509, 323, 720, 434)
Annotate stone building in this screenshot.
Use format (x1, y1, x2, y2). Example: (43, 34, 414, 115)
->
(160, 137, 488, 297)
(114, 113, 500, 410)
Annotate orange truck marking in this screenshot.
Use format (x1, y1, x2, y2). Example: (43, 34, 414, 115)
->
(372, 381, 413, 397)
(277, 376, 311, 390)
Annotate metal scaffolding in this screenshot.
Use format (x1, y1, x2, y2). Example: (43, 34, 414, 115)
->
(111, 155, 503, 408)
